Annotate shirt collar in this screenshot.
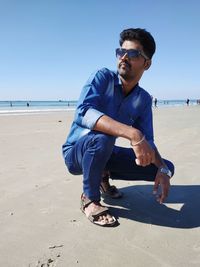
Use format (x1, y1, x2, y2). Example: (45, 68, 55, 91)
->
(116, 71, 139, 96)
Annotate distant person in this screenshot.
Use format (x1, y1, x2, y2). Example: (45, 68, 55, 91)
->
(27, 102, 29, 107)
(154, 97, 158, 108)
(62, 28, 174, 227)
(150, 95, 153, 107)
(10, 101, 12, 107)
(186, 99, 190, 106)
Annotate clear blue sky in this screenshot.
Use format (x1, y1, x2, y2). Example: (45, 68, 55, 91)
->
(0, 0, 200, 100)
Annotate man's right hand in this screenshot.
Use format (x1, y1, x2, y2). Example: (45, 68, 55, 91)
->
(131, 137, 155, 166)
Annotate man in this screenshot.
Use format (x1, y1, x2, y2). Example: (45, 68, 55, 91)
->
(62, 28, 174, 227)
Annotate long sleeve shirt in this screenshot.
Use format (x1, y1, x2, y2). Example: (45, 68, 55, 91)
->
(63, 68, 155, 158)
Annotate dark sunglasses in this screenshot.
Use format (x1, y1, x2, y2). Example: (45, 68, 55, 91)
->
(115, 48, 149, 60)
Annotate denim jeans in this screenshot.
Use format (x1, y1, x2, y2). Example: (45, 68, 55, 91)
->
(64, 131, 175, 202)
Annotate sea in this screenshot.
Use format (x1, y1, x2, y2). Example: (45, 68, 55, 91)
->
(0, 99, 198, 115)
(0, 100, 77, 115)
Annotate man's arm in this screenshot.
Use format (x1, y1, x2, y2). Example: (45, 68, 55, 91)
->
(152, 149, 171, 204)
(94, 115, 155, 166)
(95, 115, 171, 204)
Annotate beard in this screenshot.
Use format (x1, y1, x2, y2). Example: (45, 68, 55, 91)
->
(118, 62, 134, 81)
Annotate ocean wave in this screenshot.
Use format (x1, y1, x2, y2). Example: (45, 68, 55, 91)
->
(0, 108, 75, 116)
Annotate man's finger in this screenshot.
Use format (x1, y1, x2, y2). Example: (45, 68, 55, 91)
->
(160, 183, 169, 203)
(153, 179, 159, 194)
(159, 194, 165, 204)
(136, 155, 151, 167)
(135, 158, 141, 165)
(143, 154, 151, 166)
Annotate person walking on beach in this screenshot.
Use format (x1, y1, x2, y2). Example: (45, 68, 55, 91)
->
(186, 98, 190, 106)
(62, 28, 174, 227)
(154, 97, 158, 107)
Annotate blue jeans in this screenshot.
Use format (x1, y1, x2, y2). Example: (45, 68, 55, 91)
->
(64, 131, 175, 202)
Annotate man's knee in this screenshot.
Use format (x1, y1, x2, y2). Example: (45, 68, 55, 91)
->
(90, 132, 116, 155)
(64, 157, 82, 175)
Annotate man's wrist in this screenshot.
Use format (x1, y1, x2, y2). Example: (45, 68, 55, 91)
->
(131, 135, 145, 146)
(159, 166, 172, 178)
(129, 128, 143, 145)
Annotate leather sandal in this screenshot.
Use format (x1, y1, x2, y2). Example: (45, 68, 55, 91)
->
(100, 184, 123, 199)
(100, 174, 123, 199)
(80, 194, 117, 227)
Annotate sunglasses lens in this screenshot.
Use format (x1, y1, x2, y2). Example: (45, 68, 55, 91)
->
(128, 50, 140, 58)
(116, 48, 140, 59)
(116, 48, 124, 58)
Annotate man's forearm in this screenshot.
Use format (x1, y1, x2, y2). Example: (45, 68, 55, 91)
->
(93, 115, 143, 143)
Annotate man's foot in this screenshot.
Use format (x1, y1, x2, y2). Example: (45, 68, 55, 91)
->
(100, 173, 123, 199)
(80, 194, 117, 226)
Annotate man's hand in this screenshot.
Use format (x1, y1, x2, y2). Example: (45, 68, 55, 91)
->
(153, 170, 170, 204)
(93, 115, 155, 167)
(132, 138, 155, 167)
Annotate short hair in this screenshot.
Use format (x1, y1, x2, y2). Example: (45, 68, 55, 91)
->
(119, 28, 156, 59)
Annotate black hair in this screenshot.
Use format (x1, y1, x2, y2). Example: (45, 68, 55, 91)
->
(119, 28, 156, 59)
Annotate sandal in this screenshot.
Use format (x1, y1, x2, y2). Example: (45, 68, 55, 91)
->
(100, 184, 123, 199)
(80, 194, 117, 227)
(100, 173, 123, 199)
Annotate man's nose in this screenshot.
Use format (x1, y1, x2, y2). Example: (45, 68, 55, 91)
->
(121, 53, 129, 61)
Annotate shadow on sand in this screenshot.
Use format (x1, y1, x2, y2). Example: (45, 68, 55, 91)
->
(103, 185, 200, 229)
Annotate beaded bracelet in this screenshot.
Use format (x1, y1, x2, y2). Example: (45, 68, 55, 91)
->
(131, 135, 145, 146)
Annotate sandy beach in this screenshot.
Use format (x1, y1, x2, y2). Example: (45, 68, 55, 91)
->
(0, 106, 200, 267)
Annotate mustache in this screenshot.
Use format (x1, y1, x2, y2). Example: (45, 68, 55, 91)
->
(119, 60, 131, 69)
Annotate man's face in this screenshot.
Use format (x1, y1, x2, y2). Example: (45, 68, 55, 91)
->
(117, 40, 150, 81)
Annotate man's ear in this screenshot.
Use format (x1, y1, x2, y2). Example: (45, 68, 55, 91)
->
(144, 59, 152, 70)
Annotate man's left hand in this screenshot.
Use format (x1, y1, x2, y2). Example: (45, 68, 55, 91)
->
(153, 169, 170, 204)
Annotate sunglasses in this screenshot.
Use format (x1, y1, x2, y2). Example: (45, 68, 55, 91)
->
(115, 48, 149, 60)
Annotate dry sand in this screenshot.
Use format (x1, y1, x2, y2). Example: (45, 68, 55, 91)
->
(0, 106, 200, 267)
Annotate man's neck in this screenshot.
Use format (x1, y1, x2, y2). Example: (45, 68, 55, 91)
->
(120, 77, 138, 96)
